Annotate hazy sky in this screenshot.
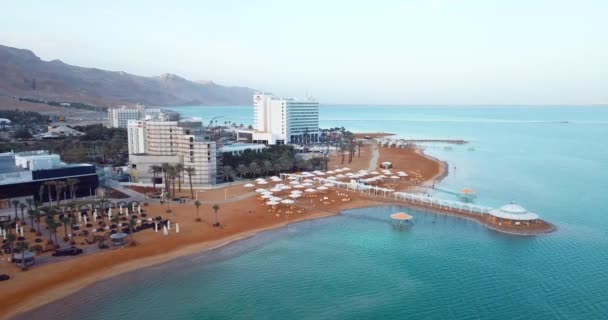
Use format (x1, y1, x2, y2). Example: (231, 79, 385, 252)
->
(1, 0, 606, 105)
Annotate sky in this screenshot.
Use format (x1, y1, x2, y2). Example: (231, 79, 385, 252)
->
(1, 0, 606, 105)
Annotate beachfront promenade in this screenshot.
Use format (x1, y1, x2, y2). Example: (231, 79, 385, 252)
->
(279, 172, 553, 235)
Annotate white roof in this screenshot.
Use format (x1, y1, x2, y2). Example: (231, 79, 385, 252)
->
(488, 204, 539, 221)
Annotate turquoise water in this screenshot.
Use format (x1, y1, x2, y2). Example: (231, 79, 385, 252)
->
(22, 105, 608, 319)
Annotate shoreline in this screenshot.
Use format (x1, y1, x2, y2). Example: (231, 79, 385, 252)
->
(3, 139, 553, 319)
(8, 210, 343, 320)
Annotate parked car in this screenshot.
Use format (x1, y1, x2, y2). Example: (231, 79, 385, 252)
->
(52, 247, 83, 257)
(0, 274, 10, 281)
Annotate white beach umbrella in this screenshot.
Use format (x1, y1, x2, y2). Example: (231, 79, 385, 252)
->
(163, 225, 168, 236)
(317, 186, 328, 190)
(337, 174, 346, 178)
(334, 169, 343, 173)
(270, 196, 282, 201)
(289, 181, 300, 185)
(305, 188, 316, 193)
(324, 183, 336, 187)
(391, 175, 400, 179)
(266, 200, 279, 206)
(280, 185, 292, 190)
(261, 194, 273, 199)
(371, 171, 379, 175)
(255, 178, 266, 182)
(255, 188, 268, 193)
(257, 180, 268, 185)
(270, 176, 280, 180)
(326, 170, 335, 174)
(244, 183, 255, 188)
(343, 167, 351, 171)
(315, 172, 326, 176)
(287, 176, 297, 180)
(270, 187, 282, 192)
(327, 176, 337, 180)
(289, 194, 302, 198)
(293, 184, 304, 189)
(281, 199, 295, 204)
(303, 179, 314, 183)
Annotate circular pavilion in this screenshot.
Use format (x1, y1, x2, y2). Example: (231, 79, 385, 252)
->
(390, 212, 413, 226)
(488, 204, 539, 226)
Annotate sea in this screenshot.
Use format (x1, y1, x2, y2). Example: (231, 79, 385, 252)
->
(21, 105, 608, 319)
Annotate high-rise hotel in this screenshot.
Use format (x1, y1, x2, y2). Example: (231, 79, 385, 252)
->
(239, 93, 319, 145)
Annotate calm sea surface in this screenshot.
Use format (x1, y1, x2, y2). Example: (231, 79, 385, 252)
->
(22, 105, 608, 319)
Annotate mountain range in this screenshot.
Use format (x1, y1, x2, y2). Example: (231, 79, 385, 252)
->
(0, 44, 256, 107)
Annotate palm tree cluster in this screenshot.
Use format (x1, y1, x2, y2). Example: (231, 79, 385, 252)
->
(222, 145, 326, 181)
(149, 163, 196, 198)
(320, 127, 361, 164)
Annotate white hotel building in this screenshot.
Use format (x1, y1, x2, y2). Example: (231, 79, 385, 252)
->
(239, 93, 319, 145)
(127, 120, 219, 185)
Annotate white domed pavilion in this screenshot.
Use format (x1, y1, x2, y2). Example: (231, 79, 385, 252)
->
(488, 204, 539, 221)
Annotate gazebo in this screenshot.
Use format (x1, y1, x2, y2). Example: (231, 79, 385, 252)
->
(390, 212, 413, 226)
(488, 204, 539, 226)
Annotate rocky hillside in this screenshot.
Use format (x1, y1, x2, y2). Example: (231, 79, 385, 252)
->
(0, 44, 255, 107)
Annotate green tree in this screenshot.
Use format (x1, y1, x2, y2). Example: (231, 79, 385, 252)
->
(149, 165, 162, 190)
(15, 240, 30, 270)
(55, 181, 66, 206)
(43, 181, 55, 207)
(60, 216, 72, 239)
(66, 178, 79, 201)
(184, 167, 196, 199)
(19, 203, 27, 223)
(248, 161, 260, 178)
(7, 232, 17, 261)
(212, 204, 220, 227)
(236, 164, 248, 178)
(13, 127, 32, 139)
(11, 200, 20, 221)
(194, 200, 202, 222)
(174, 163, 184, 192)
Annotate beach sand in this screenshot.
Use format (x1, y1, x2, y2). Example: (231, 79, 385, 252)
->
(0, 143, 446, 319)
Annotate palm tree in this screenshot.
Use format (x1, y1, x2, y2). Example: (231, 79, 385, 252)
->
(38, 185, 45, 205)
(25, 198, 33, 210)
(128, 219, 137, 244)
(33, 209, 42, 233)
(48, 219, 60, 245)
(194, 200, 202, 221)
(11, 200, 20, 221)
(184, 167, 196, 199)
(60, 216, 72, 239)
(212, 204, 220, 227)
(161, 163, 172, 193)
(174, 163, 184, 192)
(236, 164, 248, 178)
(19, 203, 27, 224)
(43, 181, 56, 207)
(221, 165, 234, 182)
(66, 178, 79, 201)
(7, 233, 16, 261)
(55, 181, 66, 206)
(262, 160, 273, 177)
(357, 140, 363, 158)
(340, 143, 346, 164)
(167, 166, 178, 196)
(149, 165, 162, 190)
(27, 209, 36, 228)
(248, 161, 260, 178)
(15, 240, 29, 270)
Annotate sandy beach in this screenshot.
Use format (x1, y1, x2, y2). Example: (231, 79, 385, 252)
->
(0, 138, 448, 319)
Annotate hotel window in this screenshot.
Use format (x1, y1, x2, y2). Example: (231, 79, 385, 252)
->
(191, 157, 194, 163)
(190, 144, 194, 149)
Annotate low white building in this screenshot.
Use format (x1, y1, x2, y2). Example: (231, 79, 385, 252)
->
(40, 125, 85, 139)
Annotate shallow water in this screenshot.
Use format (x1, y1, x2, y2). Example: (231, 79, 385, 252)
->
(21, 105, 608, 319)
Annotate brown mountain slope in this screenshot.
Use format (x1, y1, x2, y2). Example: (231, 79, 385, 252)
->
(0, 44, 255, 106)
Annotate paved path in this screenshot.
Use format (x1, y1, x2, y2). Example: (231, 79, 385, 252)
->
(197, 191, 258, 205)
(368, 141, 380, 171)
